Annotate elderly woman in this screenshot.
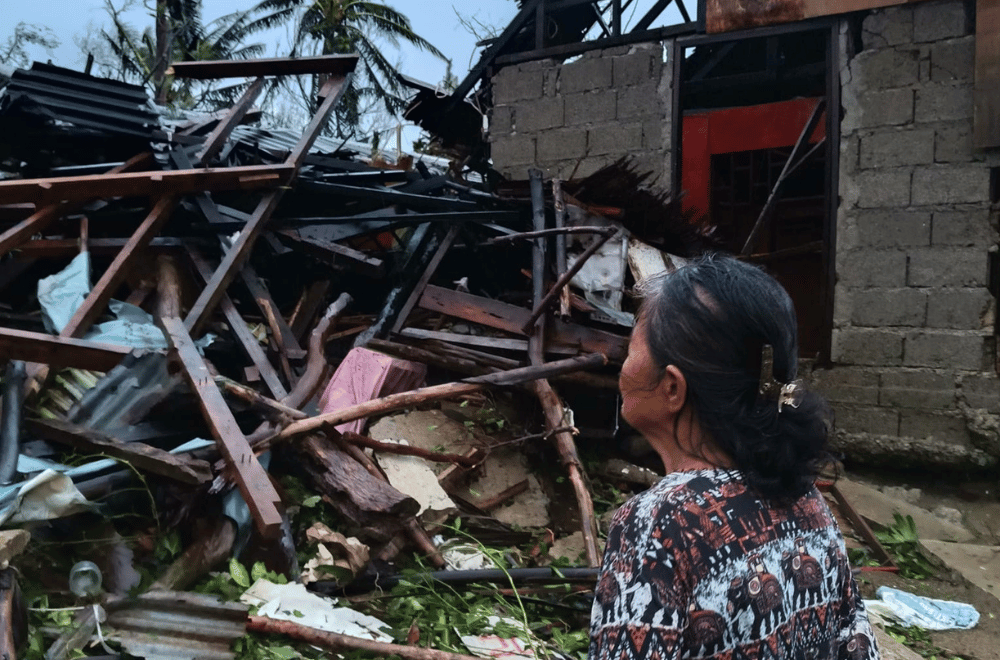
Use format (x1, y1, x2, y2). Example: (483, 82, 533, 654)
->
(590, 255, 878, 659)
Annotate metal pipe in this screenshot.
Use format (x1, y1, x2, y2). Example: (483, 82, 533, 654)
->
(0, 362, 25, 485)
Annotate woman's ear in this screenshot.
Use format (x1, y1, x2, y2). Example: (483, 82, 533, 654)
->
(658, 365, 688, 414)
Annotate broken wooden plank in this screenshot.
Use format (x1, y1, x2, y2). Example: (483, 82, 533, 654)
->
(283, 293, 352, 410)
(186, 245, 289, 400)
(418, 285, 628, 361)
(974, 0, 1000, 148)
(160, 315, 284, 538)
(0, 327, 130, 371)
(274, 229, 385, 278)
(289, 280, 331, 343)
(168, 54, 358, 80)
(215, 376, 307, 421)
(27, 418, 212, 485)
(14, 237, 185, 259)
(0, 164, 293, 206)
(240, 265, 306, 359)
(0, 152, 153, 258)
(184, 73, 353, 337)
(195, 76, 265, 165)
(391, 225, 460, 334)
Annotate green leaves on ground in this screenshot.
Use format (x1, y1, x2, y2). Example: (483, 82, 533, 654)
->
(874, 514, 938, 579)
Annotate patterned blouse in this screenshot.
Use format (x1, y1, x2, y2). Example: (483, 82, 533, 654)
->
(590, 468, 879, 660)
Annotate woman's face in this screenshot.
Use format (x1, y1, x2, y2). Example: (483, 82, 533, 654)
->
(619, 319, 671, 434)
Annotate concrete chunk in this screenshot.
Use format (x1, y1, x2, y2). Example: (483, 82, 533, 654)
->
(835, 477, 974, 542)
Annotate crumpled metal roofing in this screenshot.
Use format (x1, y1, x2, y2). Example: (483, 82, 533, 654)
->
(0, 62, 160, 138)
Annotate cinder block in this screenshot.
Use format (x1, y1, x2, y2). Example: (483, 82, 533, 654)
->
(516, 97, 565, 133)
(899, 410, 969, 442)
(915, 84, 974, 123)
(845, 89, 914, 131)
(960, 373, 1000, 412)
(490, 136, 535, 168)
(907, 247, 987, 287)
(932, 209, 995, 246)
(855, 168, 912, 208)
(612, 50, 658, 87)
(536, 129, 587, 163)
(880, 370, 956, 408)
(935, 122, 977, 163)
(617, 84, 661, 120)
(837, 249, 908, 287)
(926, 288, 995, 329)
(560, 57, 613, 94)
(849, 209, 931, 248)
(833, 404, 900, 436)
(930, 36, 975, 83)
(566, 156, 615, 179)
(493, 68, 544, 104)
(491, 105, 514, 135)
(811, 367, 880, 405)
(862, 5, 914, 48)
(860, 128, 934, 168)
(850, 288, 928, 327)
(852, 47, 920, 89)
(904, 330, 986, 370)
(564, 92, 616, 126)
(832, 328, 905, 366)
(643, 120, 663, 150)
(588, 123, 643, 156)
(912, 165, 989, 204)
(914, 0, 971, 42)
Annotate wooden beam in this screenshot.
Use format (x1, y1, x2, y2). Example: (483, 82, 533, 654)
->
(391, 225, 460, 334)
(974, 0, 1000, 148)
(240, 265, 306, 360)
(0, 327, 130, 371)
(275, 229, 385, 278)
(27, 418, 212, 485)
(160, 316, 284, 538)
(0, 153, 152, 258)
(184, 74, 352, 336)
(418, 285, 628, 361)
(186, 245, 289, 400)
(0, 164, 293, 206)
(195, 77, 266, 165)
(14, 237, 185, 259)
(168, 54, 358, 80)
(62, 196, 178, 339)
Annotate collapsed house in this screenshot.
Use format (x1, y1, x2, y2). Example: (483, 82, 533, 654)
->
(463, 0, 1000, 470)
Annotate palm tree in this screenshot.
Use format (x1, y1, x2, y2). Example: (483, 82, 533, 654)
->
(249, 0, 446, 138)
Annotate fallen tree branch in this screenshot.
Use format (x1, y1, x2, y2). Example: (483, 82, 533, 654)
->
(282, 292, 352, 409)
(341, 432, 482, 467)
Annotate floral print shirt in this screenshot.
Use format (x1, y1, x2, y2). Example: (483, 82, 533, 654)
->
(590, 468, 879, 660)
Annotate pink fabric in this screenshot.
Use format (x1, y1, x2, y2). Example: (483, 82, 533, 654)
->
(318, 347, 427, 435)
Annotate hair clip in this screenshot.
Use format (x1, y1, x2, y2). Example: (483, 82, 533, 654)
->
(758, 344, 804, 412)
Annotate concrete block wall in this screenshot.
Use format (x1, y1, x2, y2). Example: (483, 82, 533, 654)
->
(489, 42, 671, 185)
(821, 0, 1000, 467)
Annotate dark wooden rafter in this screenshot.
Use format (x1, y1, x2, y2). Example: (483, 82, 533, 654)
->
(390, 225, 461, 334)
(275, 229, 385, 278)
(494, 22, 697, 66)
(195, 76, 266, 166)
(240, 265, 306, 360)
(0, 152, 153, 259)
(0, 327, 130, 371)
(14, 237, 185, 259)
(167, 54, 358, 80)
(160, 315, 285, 539)
(184, 71, 355, 337)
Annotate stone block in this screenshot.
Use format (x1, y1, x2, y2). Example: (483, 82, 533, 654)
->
(880, 370, 956, 408)
(932, 209, 995, 246)
(543, 69, 559, 97)
(588, 123, 643, 156)
(564, 156, 615, 180)
(911, 165, 989, 204)
(915, 85, 974, 123)
(935, 122, 977, 163)
(811, 367, 880, 405)
(850, 288, 928, 327)
(862, 5, 913, 48)
(837, 249, 908, 287)
(643, 120, 663, 150)
(926, 288, 995, 329)
(849, 209, 931, 248)
(961, 374, 1000, 412)
(564, 92, 616, 126)
(855, 168, 912, 208)
(490, 136, 535, 168)
(516, 97, 565, 133)
(493, 68, 544, 104)
(832, 328, 905, 366)
(913, 0, 971, 42)
(613, 50, 658, 87)
(845, 89, 914, 131)
(907, 247, 987, 286)
(860, 128, 934, 168)
(617, 84, 661, 120)
(560, 57, 613, 94)
(904, 330, 986, 370)
(900, 410, 969, 442)
(852, 47, 920, 90)
(930, 36, 975, 83)
(491, 105, 514, 135)
(536, 129, 587, 163)
(834, 405, 900, 436)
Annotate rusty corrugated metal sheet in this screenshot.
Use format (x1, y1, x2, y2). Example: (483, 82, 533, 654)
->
(104, 591, 247, 660)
